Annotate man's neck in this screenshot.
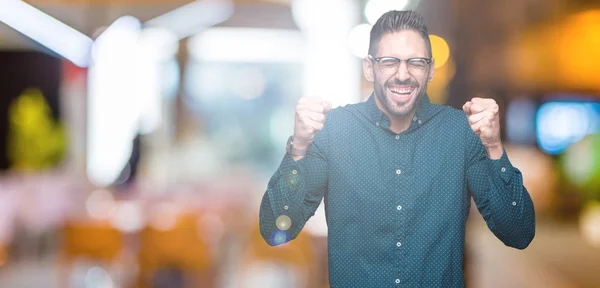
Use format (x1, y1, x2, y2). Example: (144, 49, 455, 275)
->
(374, 96, 417, 134)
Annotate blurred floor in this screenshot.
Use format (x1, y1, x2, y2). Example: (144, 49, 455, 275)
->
(0, 217, 599, 287)
(466, 215, 600, 288)
(0, 257, 59, 288)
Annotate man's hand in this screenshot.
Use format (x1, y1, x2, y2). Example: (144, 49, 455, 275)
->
(462, 97, 503, 159)
(293, 97, 332, 150)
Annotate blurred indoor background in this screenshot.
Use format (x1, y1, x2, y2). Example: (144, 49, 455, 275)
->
(0, 0, 599, 287)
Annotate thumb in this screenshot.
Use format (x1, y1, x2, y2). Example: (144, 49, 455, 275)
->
(322, 100, 333, 113)
(462, 101, 472, 115)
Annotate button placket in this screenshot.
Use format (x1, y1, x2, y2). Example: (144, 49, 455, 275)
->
(393, 140, 408, 283)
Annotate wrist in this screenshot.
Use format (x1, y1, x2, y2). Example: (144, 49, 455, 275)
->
(292, 136, 312, 150)
(485, 142, 504, 160)
(287, 135, 311, 156)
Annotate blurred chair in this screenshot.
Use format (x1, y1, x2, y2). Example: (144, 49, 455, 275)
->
(136, 212, 213, 288)
(60, 220, 124, 287)
(235, 224, 321, 288)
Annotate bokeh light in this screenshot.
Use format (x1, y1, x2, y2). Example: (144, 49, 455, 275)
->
(84, 266, 114, 288)
(580, 201, 600, 248)
(429, 35, 450, 69)
(364, 0, 410, 25)
(536, 102, 599, 155)
(85, 189, 116, 220)
(426, 57, 455, 104)
(348, 24, 372, 58)
(562, 134, 600, 192)
(230, 67, 267, 100)
(109, 201, 144, 233)
(276, 215, 292, 231)
(292, 0, 356, 32)
(555, 9, 600, 92)
(149, 202, 180, 231)
(507, 9, 600, 92)
(270, 229, 290, 246)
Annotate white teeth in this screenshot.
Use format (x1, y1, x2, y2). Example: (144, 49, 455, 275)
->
(390, 87, 413, 94)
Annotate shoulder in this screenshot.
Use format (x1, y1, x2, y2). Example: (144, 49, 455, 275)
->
(430, 104, 470, 131)
(322, 100, 370, 124)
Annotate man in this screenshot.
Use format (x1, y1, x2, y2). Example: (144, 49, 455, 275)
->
(259, 10, 535, 287)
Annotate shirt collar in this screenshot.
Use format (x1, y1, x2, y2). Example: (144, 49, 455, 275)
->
(365, 92, 433, 125)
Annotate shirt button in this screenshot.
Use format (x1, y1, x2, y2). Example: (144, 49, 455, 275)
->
(395, 135, 400, 139)
(418, 120, 422, 125)
(512, 201, 517, 206)
(397, 205, 402, 210)
(396, 169, 401, 175)
(501, 167, 506, 172)
(395, 279, 401, 284)
(413, 116, 417, 121)
(376, 122, 380, 126)
(284, 205, 289, 210)
(292, 169, 297, 175)
(396, 242, 402, 247)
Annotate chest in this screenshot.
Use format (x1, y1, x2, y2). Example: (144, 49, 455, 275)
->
(326, 121, 469, 217)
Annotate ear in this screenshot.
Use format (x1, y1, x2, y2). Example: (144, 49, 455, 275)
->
(427, 58, 435, 82)
(363, 57, 374, 82)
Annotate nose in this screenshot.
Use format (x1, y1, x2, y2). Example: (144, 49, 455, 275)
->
(395, 61, 410, 82)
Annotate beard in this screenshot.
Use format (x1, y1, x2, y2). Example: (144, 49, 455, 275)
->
(374, 77, 427, 117)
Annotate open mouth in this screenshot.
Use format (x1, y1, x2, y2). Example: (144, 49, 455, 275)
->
(388, 86, 415, 103)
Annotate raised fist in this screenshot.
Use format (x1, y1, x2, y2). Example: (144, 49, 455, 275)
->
(293, 97, 332, 150)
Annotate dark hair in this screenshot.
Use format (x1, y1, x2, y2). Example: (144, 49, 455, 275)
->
(368, 10, 432, 58)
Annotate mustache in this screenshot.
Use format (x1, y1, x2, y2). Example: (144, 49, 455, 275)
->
(386, 79, 419, 87)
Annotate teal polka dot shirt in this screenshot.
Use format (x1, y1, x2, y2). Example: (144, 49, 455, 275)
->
(260, 94, 535, 287)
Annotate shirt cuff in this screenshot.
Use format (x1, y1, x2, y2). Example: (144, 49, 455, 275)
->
(275, 153, 304, 203)
(278, 153, 301, 179)
(487, 148, 515, 184)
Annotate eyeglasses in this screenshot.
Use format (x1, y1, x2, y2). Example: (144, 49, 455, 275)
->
(368, 55, 432, 75)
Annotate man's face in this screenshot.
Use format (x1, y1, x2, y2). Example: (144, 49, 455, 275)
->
(364, 30, 434, 117)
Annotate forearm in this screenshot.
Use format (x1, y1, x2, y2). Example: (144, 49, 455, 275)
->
(259, 190, 305, 246)
(291, 136, 311, 161)
(259, 153, 325, 245)
(475, 150, 536, 249)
